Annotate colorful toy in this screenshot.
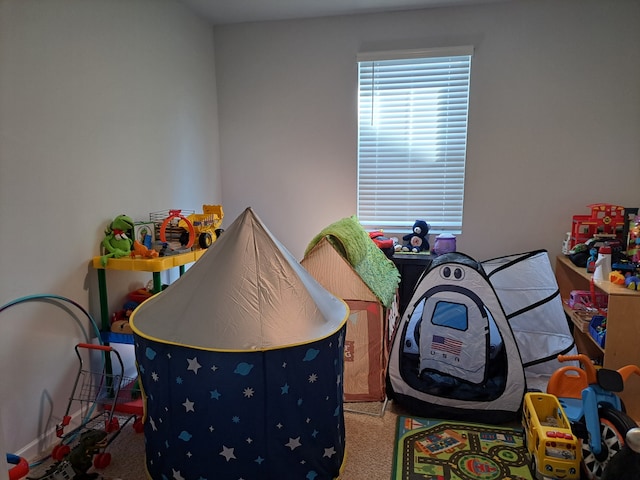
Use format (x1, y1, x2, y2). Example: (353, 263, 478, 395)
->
(609, 271, 625, 285)
(625, 275, 640, 290)
(633, 237, 640, 263)
(110, 300, 139, 334)
(567, 289, 607, 311)
(368, 230, 397, 257)
(184, 204, 224, 249)
(586, 247, 598, 273)
(547, 353, 640, 480)
(130, 239, 158, 259)
(569, 204, 626, 252)
(522, 392, 581, 480)
(100, 214, 135, 266)
(151, 205, 224, 251)
(6, 453, 29, 480)
(396, 219, 430, 253)
(158, 209, 196, 249)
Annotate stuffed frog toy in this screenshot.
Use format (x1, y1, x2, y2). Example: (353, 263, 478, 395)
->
(100, 214, 135, 266)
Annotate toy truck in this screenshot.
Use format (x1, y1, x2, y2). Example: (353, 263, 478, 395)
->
(180, 204, 224, 249)
(153, 205, 224, 251)
(522, 392, 581, 480)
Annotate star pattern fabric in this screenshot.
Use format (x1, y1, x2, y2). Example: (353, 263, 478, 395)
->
(135, 327, 346, 479)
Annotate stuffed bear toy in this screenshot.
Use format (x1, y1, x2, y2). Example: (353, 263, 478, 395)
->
(396, 220, 430, 253)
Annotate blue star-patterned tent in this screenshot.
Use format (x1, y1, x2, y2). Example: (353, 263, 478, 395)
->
(131, 207, 349, 480)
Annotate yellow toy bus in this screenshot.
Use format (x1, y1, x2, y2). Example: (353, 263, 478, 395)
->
(522, 392, 581, 480)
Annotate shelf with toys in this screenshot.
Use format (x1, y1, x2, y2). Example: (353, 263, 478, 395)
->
(92, 250, 207, 340)
(555, 256, 640, 421)
(556, 203, 640, 421)
(92, 206, 223, 341)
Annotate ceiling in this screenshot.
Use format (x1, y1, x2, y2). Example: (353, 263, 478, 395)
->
(180, 0, 508, 25)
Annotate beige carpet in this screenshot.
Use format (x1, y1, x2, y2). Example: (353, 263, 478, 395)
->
(27, 401, 411, 480)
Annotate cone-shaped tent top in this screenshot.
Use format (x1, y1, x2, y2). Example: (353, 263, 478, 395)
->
(131, 207, 348, 350)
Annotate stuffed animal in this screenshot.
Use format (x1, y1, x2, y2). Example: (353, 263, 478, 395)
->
(396, 220, 430, 253)
(100, 214, 135, 266)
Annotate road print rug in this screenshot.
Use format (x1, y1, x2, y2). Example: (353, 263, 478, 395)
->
(392, 415, 533, 480)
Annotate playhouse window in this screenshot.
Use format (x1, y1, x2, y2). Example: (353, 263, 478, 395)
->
(356, 46, 473, 233)
(431, 301, 468, 331)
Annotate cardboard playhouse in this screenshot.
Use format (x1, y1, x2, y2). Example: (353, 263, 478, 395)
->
(302, 216, 400, 410)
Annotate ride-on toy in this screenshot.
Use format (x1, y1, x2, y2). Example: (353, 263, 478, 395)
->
(546, 353, 640, 479)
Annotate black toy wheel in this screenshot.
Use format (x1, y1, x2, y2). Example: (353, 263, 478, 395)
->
(199, 232, 213, 249)
(581, 407, 638, 480)
(530, 453, 538, 478)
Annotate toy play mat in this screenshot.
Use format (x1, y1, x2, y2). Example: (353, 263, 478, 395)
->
(393, 416, 533, 480)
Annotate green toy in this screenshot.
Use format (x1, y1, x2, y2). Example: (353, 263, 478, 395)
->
(100, 214, 135, 266)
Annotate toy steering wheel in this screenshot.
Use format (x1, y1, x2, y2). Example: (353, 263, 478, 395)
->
(159, 209, 195, 249)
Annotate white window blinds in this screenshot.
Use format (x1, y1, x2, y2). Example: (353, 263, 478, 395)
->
(357, 46, 473, 233)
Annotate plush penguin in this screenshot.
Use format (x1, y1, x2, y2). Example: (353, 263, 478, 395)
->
(397, 220, 430, 253)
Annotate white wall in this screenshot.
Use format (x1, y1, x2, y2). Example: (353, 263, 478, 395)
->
(0, 0, 221, 455)
(215, 0, 640, 261)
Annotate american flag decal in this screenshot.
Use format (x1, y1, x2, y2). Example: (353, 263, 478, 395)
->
(431, 335, 463, 355)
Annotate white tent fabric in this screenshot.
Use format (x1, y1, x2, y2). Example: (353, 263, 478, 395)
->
(482, 250, 577, 392)
(132, 207, 348, 350)
(387, 252, 526, 424)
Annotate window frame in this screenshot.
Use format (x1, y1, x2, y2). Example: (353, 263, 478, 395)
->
(356, 46, 474, 234)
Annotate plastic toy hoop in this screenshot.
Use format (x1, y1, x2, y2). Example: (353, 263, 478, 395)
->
(159, 210, 195, 249)
(7, 453, 29, 480)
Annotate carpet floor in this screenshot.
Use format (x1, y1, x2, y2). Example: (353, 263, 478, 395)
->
(27, 401, 411, 480)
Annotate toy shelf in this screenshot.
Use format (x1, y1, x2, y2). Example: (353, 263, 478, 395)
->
(92, 250, 206, 333)
(555, 254, 640, 422)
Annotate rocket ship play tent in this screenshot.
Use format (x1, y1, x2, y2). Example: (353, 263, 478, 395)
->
(481, 250, 577, 392)
(130, 208, 349, 480)
(387, 252, 526, 424)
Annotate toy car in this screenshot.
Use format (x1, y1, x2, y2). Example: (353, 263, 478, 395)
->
(522, 392, 581, 480)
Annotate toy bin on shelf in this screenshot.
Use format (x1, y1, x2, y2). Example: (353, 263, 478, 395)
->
(589, 315, 607, 348)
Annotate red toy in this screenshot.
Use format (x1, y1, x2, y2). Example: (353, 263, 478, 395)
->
(369, 230, 395, 250)
(569, 204, 626, 251)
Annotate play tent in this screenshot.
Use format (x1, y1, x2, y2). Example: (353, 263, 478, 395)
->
(130, 208, 349, 480)
(481, 250, 577, 392)
(387, 252, 526, 424)
(302, 216, 400, 403)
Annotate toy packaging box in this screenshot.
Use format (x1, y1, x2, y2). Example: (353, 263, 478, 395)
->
(134, 222, 155, 249)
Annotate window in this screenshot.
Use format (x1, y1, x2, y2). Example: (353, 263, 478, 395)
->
(357, 46, 473, 233)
